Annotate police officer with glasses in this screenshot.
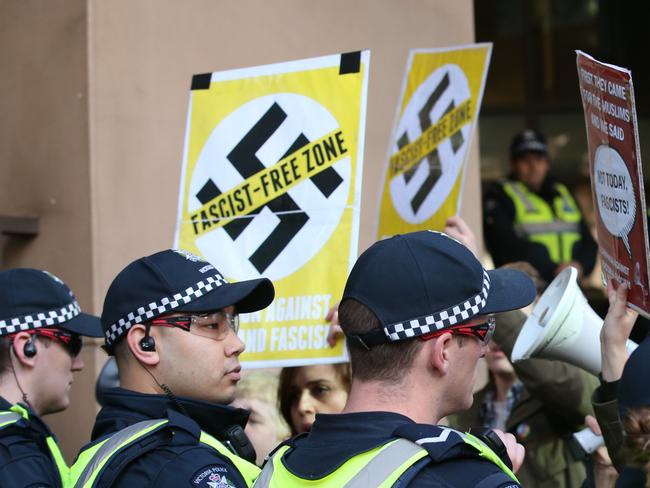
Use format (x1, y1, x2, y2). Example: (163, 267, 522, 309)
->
(255, 231, 536, 487)
(0, 269, 103, 487)
(71, 249, 274, 487)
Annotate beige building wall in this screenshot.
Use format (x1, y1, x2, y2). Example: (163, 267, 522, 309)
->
(2, 0, 478, 459)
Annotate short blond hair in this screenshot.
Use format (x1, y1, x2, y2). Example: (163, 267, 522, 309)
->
(236, 371, 289, 439)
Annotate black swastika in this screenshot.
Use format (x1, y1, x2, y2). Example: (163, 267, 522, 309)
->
(196, 102, 343, 273)
(399, 72, 465, 214)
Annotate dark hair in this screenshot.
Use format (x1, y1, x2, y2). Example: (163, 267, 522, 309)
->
(623, 406, 650, 485)
(278, 363, 351, 435)
(338, 298, 423, 383)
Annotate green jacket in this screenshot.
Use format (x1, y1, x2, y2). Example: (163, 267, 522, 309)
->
(450, 310, 599, 488)
(592, 380, 626, 473)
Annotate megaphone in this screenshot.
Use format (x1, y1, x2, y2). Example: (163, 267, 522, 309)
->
(512, 266, 637, 375)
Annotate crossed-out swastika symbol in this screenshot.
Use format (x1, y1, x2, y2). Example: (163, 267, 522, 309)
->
(195, 102, 343, 273)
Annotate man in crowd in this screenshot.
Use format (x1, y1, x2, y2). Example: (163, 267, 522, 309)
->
(71, 249, 274, 487)
(0, 268, 103, 487)
(451, 263, 599, 487)
(256, 231, 536, 487)
(483, 129, 597, 283)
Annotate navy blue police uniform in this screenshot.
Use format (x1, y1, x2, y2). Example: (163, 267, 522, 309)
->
(278, 412, 521, 488)
(76, 388, 251, 488)
(71, 249, 275, 488)
(0, 269, 103, 488)
(0, 397, 65, 488)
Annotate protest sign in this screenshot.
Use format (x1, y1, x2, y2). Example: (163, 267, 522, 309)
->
(174, 52, 369, 366)
(376, 44, 492, 238)
(576, 51, 650, 318)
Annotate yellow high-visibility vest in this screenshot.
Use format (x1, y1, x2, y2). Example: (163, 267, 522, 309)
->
(502, 181, 582, 264)
(0, 405, 69, 487)
(69, 418, 260, 488)
(253, 429, 518, 487)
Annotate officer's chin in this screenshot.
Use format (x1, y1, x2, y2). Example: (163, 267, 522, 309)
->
(42, 397, 70, 417)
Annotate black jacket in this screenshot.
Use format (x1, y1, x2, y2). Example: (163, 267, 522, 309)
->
(0, 396, 63, 488)
(77, 388, 253, 488)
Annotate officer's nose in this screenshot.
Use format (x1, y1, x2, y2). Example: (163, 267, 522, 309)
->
(225, 328, 246, 357)
(71, 354, 84, 372)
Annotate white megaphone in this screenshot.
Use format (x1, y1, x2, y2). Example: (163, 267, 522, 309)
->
(512, 266, 637, 375)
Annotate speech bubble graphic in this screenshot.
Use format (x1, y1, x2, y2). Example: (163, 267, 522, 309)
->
(594, 145, 636, 255)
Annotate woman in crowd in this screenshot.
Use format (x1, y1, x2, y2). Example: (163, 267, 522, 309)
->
(278, 363, 351, 435)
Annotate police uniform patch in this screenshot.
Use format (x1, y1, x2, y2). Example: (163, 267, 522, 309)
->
(191, 465, 237, 488)
(173, 249, 204, 262)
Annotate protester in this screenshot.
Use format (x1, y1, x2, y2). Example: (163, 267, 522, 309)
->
(451, 262, 599, 488)
(255, 231, 536, 487)
(483, 129, 597, 283)
(0, 269, 103, 487)
(70, 249, 274, 487)
(583, 278, 650, 488)
(232, 371, 289, 466)
(278, 363, 350, 435)
(591, 280, 638, 477)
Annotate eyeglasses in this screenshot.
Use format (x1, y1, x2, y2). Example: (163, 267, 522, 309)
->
(147, 311, 239, 341)
(9, 328, 83, 357)
(418, 316, 495, 347)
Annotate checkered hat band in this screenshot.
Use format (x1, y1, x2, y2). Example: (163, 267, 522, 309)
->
(384, 270, 491, 342)
(0, 301, 81, 336)
(105, 273, 228, 345)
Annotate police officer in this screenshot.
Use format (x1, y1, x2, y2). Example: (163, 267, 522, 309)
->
(71, 249, 274, 487)
(483, 129, 597, 283)
(255, 231, 535, 487)
(0, 269, 103, 487)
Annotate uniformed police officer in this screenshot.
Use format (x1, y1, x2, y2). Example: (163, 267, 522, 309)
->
(483, 129, 597, 283)
(255, 231, 535, 487)
(71, 249, 274, 487)
(0, 269, 103, 487)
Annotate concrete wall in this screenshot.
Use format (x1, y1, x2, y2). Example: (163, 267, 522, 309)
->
(2, 0, 477, 459)
(0, 0, 97, 459)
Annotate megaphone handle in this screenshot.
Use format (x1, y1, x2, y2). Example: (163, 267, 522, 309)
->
(626, 339, 638, 355)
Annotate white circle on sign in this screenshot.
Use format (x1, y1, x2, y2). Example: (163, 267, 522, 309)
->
(188, 93, 351, 281)
(594, 145, 636, 254)
(389, 64, 471, 223)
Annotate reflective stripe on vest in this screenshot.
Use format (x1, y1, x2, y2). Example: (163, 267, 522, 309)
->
(0, 410, 22, 428)
(502, 181, 581, 264)
(0, 406, 69, 487)
(70, 419, 260, 488)
(253, 439, 427, 488)
(254, 430, 519, 488)
(199, 431, 260, 487)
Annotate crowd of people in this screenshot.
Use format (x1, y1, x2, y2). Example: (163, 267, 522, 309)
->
(0, 130, 647, 487)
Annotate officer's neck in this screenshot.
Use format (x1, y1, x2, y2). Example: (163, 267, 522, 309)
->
(342, 376, 443, 424)
(0, 375, 39, 415)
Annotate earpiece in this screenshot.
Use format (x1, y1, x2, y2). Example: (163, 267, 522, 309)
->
(139, 334, 156, 352)
(23, 336, 37, 358)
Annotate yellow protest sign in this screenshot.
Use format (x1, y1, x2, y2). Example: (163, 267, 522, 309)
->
(377, 44, 491, 238)
(174, 52, 369, 367)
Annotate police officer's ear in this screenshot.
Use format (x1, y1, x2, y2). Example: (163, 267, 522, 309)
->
(11, 332, 38, 368)
(125, 324, 160, 366)
(427, 332, 453, 375)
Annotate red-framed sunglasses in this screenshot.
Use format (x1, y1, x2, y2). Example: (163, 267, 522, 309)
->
(418, 317, 495, 346)
(146, 311, 239, 342)
(9, 328, 83, 357)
